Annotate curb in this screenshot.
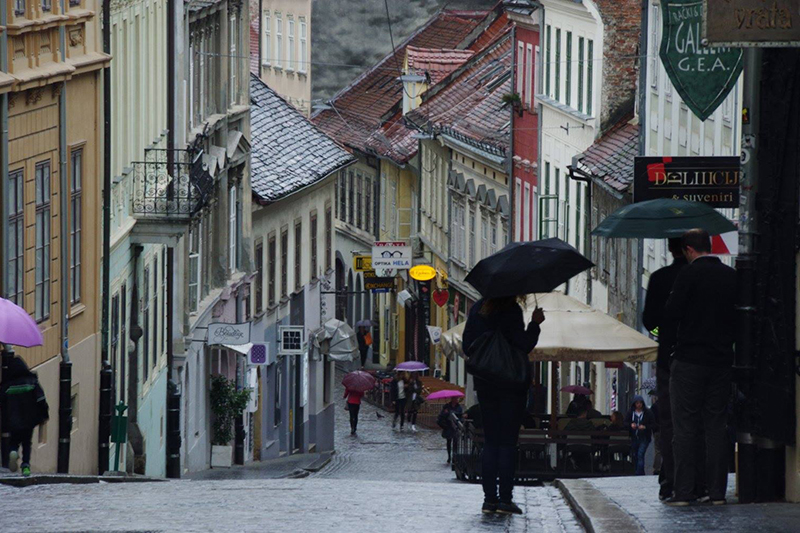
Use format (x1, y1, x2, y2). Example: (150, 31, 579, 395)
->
(0, 474, 166, 488)
(555, 479, 643, 533)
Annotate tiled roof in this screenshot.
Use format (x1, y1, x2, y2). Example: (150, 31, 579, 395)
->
(250, 74, 355, 203)
(312, 10, 487, 155)
(577, 115, 639, 192)
(467, 11, 510, 51)
(405, 46, 475, 85)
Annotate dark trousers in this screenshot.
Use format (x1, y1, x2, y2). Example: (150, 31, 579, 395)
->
(408, 409, 418, 425)
(670, 359, 731, 501)
(348, 403, 360, 433)
(446, 438, 453, 460)
(359, 348, 368, 368)
(631, 436, 650, 476)
(393, 399, 406, 427)
(657, 367, 675, 496)
(9, 427, 34, 466)
(478, 392, 525, 503)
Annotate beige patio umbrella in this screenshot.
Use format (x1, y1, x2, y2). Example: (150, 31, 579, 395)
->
(442, 292, 657, 363)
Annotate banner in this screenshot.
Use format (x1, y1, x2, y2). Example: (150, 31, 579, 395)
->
(633, 156, 740, 207)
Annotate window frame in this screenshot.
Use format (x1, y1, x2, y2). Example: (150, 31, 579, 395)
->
(275, 13, 283, 70)
(262, 11, 271, 67)
(287, 18, 295, 72)
(555, 28, 561, 102)
(299, 18, 308, 74)
(525, 44, 533, 109)
(255, 241, 264, 313)
(280, 228, 288, 298)
(578, 37, 585, 113)
(545, 25, 551, 97)
(294, 220, 302, 292)
(268, 233, 276, 307)
(8, 169, 24, 305)
(70, 148, 83, 305)
(35, 160, 52, 323)
(229, 185, 238, 272)
(587, 40, 594, 116)
(565, 31, 572, 107)
(310, 212, 318, 280)
(325, 204, 332, 272)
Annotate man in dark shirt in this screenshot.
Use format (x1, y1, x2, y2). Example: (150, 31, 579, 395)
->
(663, 229, 736, 506)
(642, 238, 687, 500)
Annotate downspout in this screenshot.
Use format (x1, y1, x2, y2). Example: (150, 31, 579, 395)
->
(508, 25, 516, 243)
(635, 0, 649, 334)
(568, 159, 592, 307)
(57, 0, 72, 474)
(0, 0, 10, 469)
(165, 0, 182, 479)
(535, 3, 545, 242)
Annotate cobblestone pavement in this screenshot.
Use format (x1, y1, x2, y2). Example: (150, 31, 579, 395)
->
(0, 376, 584, 532)
(581, 475, 800, 533)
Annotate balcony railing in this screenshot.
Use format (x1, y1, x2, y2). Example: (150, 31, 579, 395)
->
(131, 148, 214, 221)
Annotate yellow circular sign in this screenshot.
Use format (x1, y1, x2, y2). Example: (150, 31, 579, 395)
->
(409, 265, 437, 281)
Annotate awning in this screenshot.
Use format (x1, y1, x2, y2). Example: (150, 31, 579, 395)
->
(223, 343, 253, 355)
(443, 292, 657, 364)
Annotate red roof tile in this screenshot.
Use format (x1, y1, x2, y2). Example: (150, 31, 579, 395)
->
(406, 46, 475, 85)
(578, 115, 639, 192)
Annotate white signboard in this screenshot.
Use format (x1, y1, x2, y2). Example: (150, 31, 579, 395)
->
(208, 322, 251, 345)
(427, 326, 442, 345)
(372, 241, 412, 269)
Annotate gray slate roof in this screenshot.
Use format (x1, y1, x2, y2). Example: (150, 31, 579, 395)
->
(250, 74, 355, 203)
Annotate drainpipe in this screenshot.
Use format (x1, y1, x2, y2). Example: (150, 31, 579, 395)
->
(635, 0, 648, 335)
(165, 0, 182, 479)
(57, 0, 72, 474)
(0, 0, 11, 469)
(98, 0, 113, 476)
(568, 160, 592, 307)
(508, 25, 516, 243)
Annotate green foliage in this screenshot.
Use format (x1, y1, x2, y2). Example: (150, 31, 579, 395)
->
(501, 92, 521, 107)
(210, 374, 251, 446)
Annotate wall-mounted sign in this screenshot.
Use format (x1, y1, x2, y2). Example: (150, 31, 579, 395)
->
(208, 322, 251, 345)
(278, 326, 305, 355)
(364, 270, 394, 291)
(704, 0, 800, 47)
(372, 241, 412, 269)
(633, 156, 740, 207)
(353, 255, 372, 272)
(249, 343, 270, 365)
(660, 0, 743, 121)
(427, 326, 442, 345)
(409, 264, 436, 281)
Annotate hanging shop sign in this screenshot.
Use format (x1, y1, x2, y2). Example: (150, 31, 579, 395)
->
(248, 343, 271, 365)
(432, 288, 450, 308)
(633, 156, 740, 207)
(660, 0, 744, 121)
(427, 326, 442, 345)
(409, 264, 437, 281)
(364, 270, 394, 291)
(372, 241, 412, 269)
(353, 255, 372, 272)
(207, 322, 251, 345)
(704, 0, 800, 47)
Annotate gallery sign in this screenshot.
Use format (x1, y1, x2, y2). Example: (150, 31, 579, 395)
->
(660, 0, 743, 121)
(633, 156, 740, 207)
(372, 241, 412, 269)
(207, 322, 251, 345)
(704, 0, 800, 46)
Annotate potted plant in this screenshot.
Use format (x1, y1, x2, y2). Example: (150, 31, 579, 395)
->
(502, 92, 523, 116)
(210, 374, 251, 468)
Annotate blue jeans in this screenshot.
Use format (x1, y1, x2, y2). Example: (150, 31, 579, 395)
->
(631, 436, 650, 476)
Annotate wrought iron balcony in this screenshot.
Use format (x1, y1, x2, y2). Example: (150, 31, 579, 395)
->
(131, 148, 214, 222)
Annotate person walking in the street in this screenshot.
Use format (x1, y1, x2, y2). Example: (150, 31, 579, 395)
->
(390, 371, 408, 430)
(406, 373, 426, 432)
(0, 356, 49, 477)
(625, 395, 654, 476)
(463, 296, 544, 515)
(663, 229, 736, 506)
(438, 397, 463, 464)
(344, 387, 364, 435)
(642, 238, 687, 500)
(356, 326, 369, 368)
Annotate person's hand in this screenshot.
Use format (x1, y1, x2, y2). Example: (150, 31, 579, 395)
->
(639, 425, 646, 430)
(532, 307, 545, 324)
(631, 423, 637, 429)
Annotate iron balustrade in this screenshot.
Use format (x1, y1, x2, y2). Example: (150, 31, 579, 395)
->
(131, 148, 214, 220)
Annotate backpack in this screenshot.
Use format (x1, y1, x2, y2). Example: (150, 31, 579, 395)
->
(465, 330, 531, 392)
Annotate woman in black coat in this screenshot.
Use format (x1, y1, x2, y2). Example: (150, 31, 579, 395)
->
(625, 395, 655, 475)
(438, 398, 463, 464)
(462, 297, 544, 515)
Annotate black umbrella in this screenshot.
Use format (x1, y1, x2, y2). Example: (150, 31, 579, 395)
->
(465, 238, 593, 299)
(591, 198, 736, 238)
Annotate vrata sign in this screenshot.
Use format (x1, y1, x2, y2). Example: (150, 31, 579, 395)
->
(634, 156, 740, 207)
(660, 0, 744, 121)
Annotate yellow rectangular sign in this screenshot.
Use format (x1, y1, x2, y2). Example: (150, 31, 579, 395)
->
(353, 255, 372, 272)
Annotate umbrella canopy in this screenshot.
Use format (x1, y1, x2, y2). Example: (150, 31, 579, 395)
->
(561, 385, 593, 395)
(0, 298, 43, 348)
(395, 361, 428, 372)
(448, 292, 657, 363)
(313, 319, 359, 362)
(342, 371, 376, 393)
(591, 198, 736, 238)
(355, 320, 372, 328)
(426, 389, 465, 401)
(465, 238, 593, 298)
(441, 322, 466, 361)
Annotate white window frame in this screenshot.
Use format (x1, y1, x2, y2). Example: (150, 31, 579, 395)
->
(275, 13, 283, 70)
(650, 6, 659, 91)
(70, 148, 83, 305)
(299, 18, 307, 73)
(263, 12, 271, 66)
(516, 41, 525, 95)
(524, 182, 531, 241)
(514, 179, 522, 241)
(525, 44, 534, 109)
(229, 185, 237, 272)
(229, 14, 238, 105)
(287, 18, 295, 72)
(189, 221, 202, 313)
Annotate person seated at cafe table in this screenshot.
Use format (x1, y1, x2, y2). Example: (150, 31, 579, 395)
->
(585, 400, 602, 420)
(564, 407, 595, 432)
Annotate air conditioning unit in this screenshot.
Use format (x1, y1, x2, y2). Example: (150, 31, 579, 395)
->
(278, 326, 305, 356)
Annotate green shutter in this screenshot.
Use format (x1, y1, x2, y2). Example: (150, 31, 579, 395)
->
(546, 26, 551, 97)
(566, 32, 572, 107)
(555, 29, 561, 102)
(587, 40, 594, 116)
(578, 37, 584, 112)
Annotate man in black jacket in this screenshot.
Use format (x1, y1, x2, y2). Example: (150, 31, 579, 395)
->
(642, 238, 687, 499)
(0, 356, 49, 477)
(663, 229, 736, 506)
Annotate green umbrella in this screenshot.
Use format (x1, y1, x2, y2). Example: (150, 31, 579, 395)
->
(591, 199, 736, 238)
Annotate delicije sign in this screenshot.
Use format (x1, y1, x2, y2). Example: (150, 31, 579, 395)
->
(660, 0, 743, 121)
(633, 156, 740, 207)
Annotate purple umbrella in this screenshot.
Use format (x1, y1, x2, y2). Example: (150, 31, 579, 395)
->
(0, 298, 43, 348)
(342, 371, 376, 393)
(426, 390, 464, 401)
(561, 385, 593, 396)
(395, 361, 429, 372)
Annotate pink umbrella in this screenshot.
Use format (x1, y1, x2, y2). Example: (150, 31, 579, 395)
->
(395, 361, 428, 372)
(342, 371, 376, 393)
(561, 385, 593, 396)
(426, 390, 465, 401)
(0, 298, 43, 348)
